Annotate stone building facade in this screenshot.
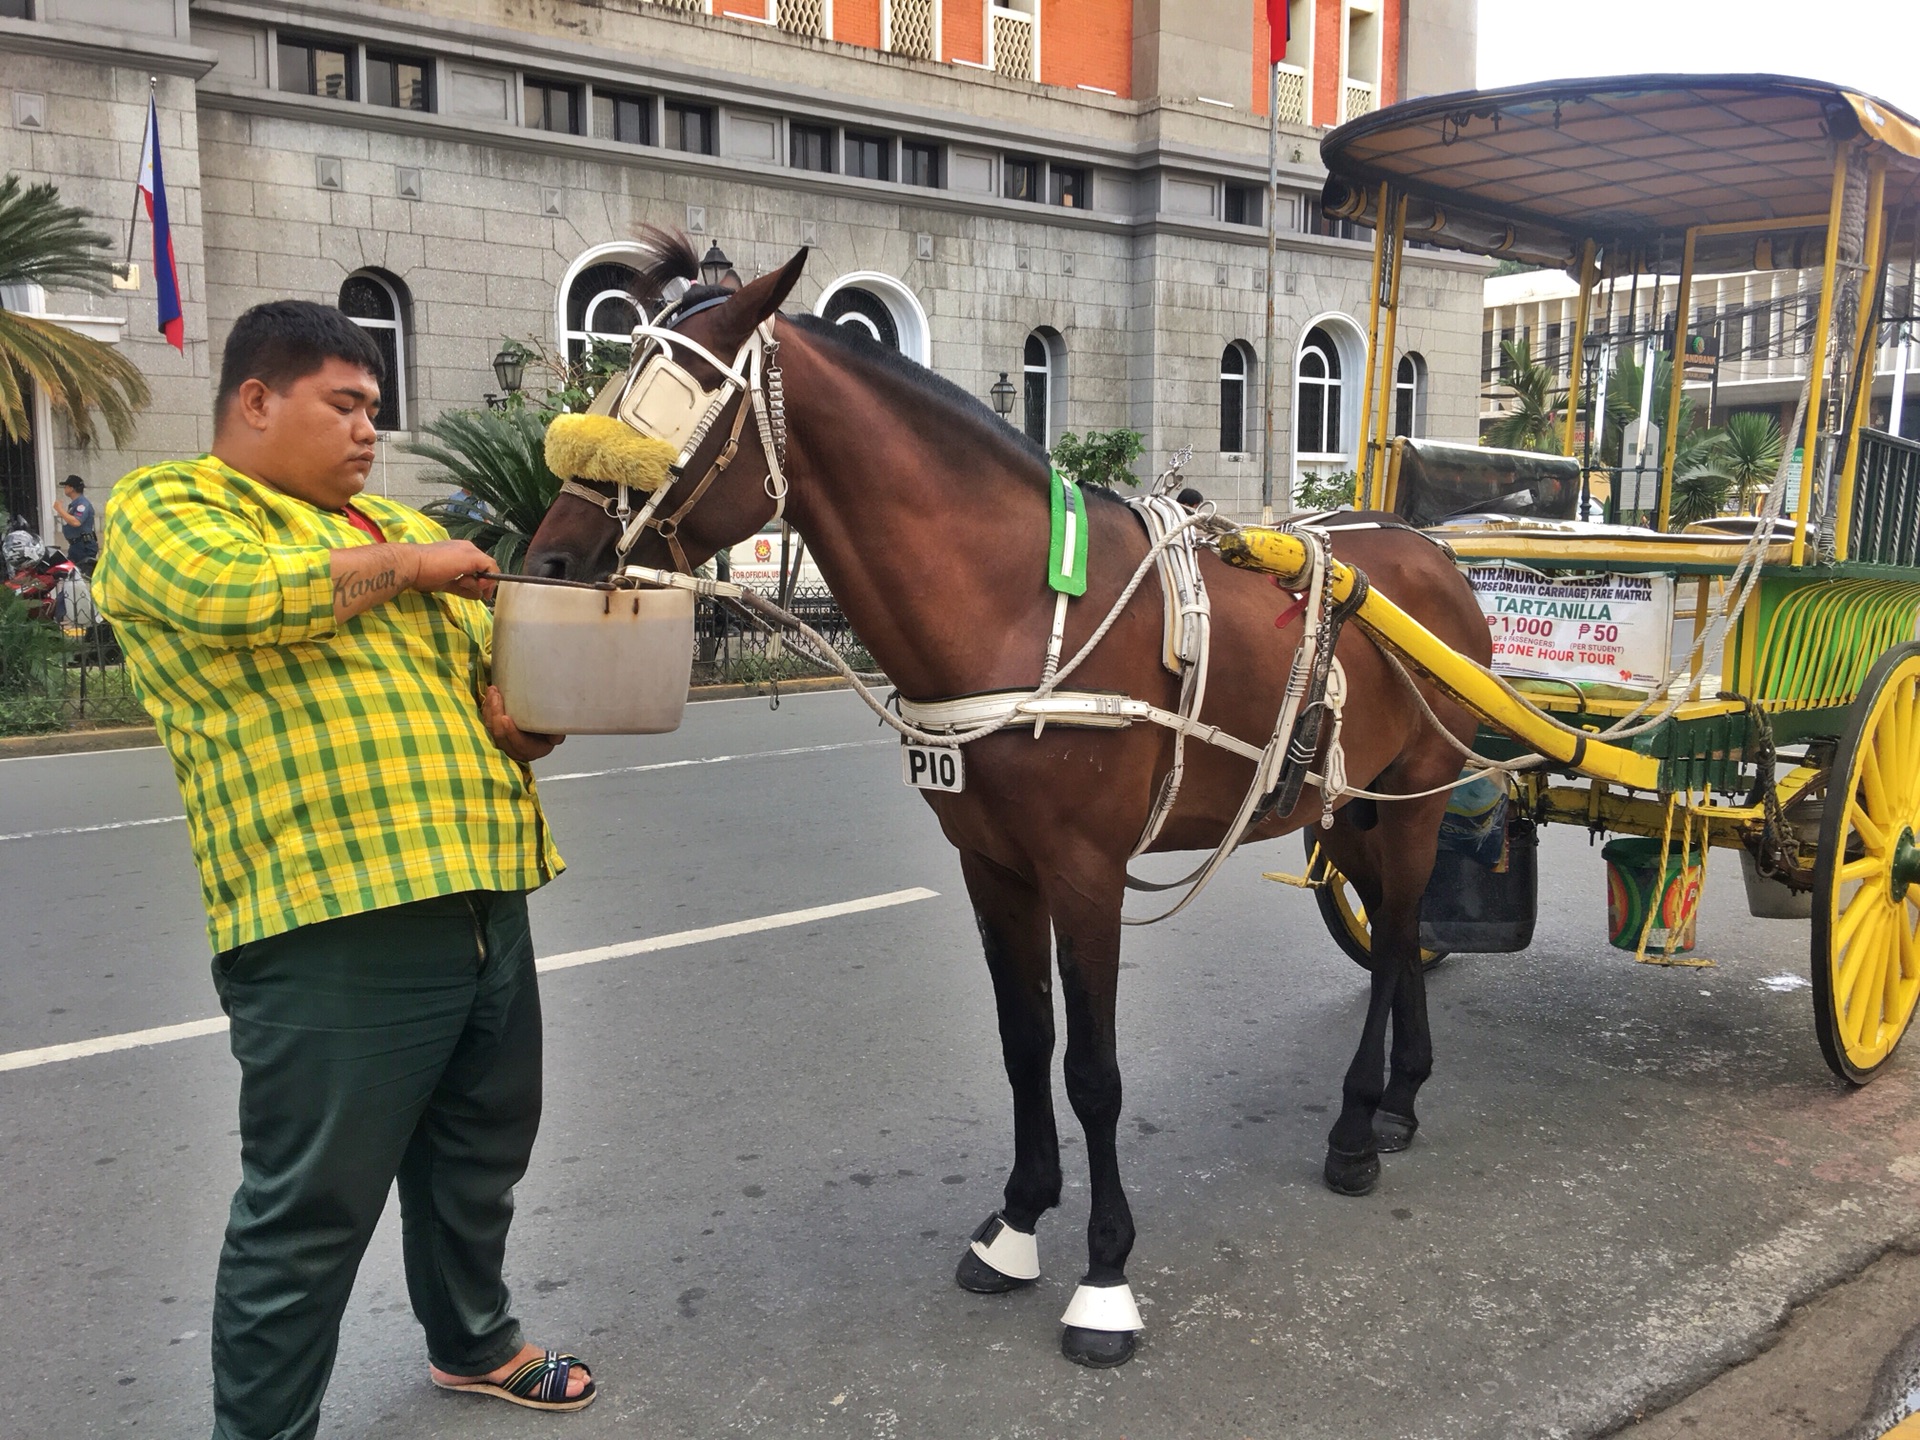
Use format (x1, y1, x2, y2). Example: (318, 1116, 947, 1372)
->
(0, 0, 1480, 531)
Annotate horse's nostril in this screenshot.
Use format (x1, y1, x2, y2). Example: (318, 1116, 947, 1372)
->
(533, 553, 570, 581)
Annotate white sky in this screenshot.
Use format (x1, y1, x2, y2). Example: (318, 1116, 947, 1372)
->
(1476, 0, 1920, 119)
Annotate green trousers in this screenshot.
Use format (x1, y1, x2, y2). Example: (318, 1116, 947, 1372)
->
(208, 890, 543, 1440)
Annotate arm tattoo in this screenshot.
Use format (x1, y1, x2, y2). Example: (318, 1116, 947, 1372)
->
(333, 563, 401, 614)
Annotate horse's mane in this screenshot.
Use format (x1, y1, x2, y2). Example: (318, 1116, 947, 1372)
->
(632, 226, 1120, 504)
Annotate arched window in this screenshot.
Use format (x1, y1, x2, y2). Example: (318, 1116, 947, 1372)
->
(339, 271, 408, 432)
(814, 272, 932, 365)
(1394, 352, 1427, 438)
(1296, 326, 1342, 457)
(564, 261, 641, 366)
(1022, 327, 1066, 447)
(822, 287, 899, 349)
(1220, 342, 1255, 453)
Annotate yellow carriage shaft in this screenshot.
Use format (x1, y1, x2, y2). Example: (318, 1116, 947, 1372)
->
(1218, 527, 1662, 791)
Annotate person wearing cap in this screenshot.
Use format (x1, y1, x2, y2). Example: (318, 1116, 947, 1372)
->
(52, 474, 97, 572)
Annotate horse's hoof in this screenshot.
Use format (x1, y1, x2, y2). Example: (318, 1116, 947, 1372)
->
(1323, 1145, 1381, 1196)
(1061, 1325, 1137, 1368)
(1373, 1110, 1418, 1153)
(955, 1247, 1036, 1294)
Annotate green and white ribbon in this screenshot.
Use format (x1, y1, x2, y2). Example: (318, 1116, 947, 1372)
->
(1048, 466, 1088, 597)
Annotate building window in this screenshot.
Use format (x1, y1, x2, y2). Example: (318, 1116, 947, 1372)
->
(593, 89, 653, 145)
(823, 287, 899, 349)
(1395, 353, 1426, 438)
(0, 0, 32, 16)
(1003, 157, 1039, 203)
(902, 140, 942, 188)
(1050, 166, 1087, 209)
(1224, 183, 1262, 226)
(278, 35, 354, 100)
(1022, 329, 1066, 448)
(524, 79, 578, 134)
(665, 101, 714, 154)
(847, 132, 891, 182)
(339, 271, 407, 432)
(564, 260, 641, 366)
(884, 0, 937, 59)
(367, 50, 431, 111)
(1296, 326, 1342, 457)
(1220, 343, 1253, 453)
(791, 122, 835, 173)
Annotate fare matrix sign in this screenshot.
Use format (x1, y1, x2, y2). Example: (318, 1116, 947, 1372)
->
(1464, 565, 1674, 689)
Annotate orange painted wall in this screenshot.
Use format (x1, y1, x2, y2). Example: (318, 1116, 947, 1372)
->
(836, 0, 882, 48)
(947, 0, 985, 64)
(1039, 0, 1132, 97)
(1312, 0, 1340, 125)
(1378, 0, 1399, 106)
(1252, 2, 1270, 116)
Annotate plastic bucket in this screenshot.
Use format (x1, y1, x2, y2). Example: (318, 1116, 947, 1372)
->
(1601, 836, 1700, 953)
(493, 580, 694, 735)
(1738, 849, 1814, 919)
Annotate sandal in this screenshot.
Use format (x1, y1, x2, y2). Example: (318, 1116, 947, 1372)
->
(433, 1349, 597, 1412)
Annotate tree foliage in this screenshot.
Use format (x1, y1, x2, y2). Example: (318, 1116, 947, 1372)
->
(1051, 428, 1144, 489)
(1482, 337, 1565, 453)
(0, 175, 150, 446)
(409, 407, 559, 573)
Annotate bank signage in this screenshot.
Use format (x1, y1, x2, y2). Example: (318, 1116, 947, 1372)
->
(1464, 565, 1675, 688)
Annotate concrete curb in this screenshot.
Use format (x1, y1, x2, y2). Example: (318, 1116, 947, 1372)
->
(0, 677, 854, 759)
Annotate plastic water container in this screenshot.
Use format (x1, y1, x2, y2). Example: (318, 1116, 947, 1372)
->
(493, 580, 694, 735)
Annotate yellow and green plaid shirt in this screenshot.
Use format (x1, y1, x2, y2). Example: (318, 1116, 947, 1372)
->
(93, 455, 562, 953)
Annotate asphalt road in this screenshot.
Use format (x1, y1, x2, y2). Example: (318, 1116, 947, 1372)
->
(4, 689, 1919, 1440)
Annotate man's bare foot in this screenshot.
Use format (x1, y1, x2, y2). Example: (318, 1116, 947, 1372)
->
(431, 1342, 592, 1400)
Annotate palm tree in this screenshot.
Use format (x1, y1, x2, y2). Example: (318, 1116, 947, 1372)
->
(0, 175, 150, 446)
(409, 407, 560, 573)
(1483, 337, 1565, 452)
(1707, 410, 1784, 513)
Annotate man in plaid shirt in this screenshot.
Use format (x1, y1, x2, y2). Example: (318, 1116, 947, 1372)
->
(95, 301, 595, 1436)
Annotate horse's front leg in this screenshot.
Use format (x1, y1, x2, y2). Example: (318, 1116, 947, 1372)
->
(1046, 866, 1140, 1367)
(953, 850, 1061, 1296)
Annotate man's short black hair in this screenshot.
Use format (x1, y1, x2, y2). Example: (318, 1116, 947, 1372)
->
(216, 300, 385, 417)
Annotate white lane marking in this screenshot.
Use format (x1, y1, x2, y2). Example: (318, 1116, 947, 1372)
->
(540, 738, 887, 784)
(536, 887, 937, 973)
(0, 887, 939, 1074)
(0, 813, 186, 843)
(0, 739, 892, 843)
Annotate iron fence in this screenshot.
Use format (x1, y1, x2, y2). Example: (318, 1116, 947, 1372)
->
(692, 584, 870, 686)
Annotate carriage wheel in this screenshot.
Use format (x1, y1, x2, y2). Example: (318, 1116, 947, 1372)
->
(1305, 835, 1449, 972)
(1812, 641, 1920, 1084)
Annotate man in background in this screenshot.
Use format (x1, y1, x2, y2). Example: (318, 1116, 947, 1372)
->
(52, 474, 96, 571)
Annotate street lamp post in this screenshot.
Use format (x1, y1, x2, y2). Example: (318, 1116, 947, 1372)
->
(487, 345, 526, 411)
(989, 371, 1015, 422)
(699, 243, 734, 289)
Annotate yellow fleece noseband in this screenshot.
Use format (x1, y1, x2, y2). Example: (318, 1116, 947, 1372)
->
(544, 413, 677, 492)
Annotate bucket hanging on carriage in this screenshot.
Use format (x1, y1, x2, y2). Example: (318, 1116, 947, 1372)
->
(1602, 837, 1701, 954)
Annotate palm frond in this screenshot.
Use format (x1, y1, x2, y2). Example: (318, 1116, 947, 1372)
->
(0, 310, 149, 446)
(406, 407, 561, 573)
(1484, 337, 1566, 453)
(0, 175, 122, 296)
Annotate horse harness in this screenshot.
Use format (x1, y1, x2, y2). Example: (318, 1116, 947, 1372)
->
(558, 297, 789, 575)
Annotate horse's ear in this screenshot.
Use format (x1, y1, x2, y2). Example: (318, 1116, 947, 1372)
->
(709, 247, 808, 350)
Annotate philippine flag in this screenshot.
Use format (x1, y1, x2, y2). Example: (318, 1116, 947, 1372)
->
(1268, 0, 1290, 63)
(138, 96, 184, 351)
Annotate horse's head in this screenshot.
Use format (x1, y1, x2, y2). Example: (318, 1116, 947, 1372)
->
(526, 238, 809, 582)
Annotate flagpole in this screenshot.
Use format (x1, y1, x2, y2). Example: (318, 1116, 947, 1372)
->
(1261, 57, 1278, 525)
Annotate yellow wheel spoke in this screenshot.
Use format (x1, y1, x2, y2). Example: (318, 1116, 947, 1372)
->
(1873, 695, 1917, 817)
(1902, 906, 1920, 983)
(1846, 913, 1891, 1049)
(1860, 740, 1893, 830)
(1837, 885, 1887, 956)
(1839, 854, 1884, 883)
(1849, 800, 1890, 856)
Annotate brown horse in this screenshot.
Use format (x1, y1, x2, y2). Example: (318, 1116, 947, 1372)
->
(525, 235, 1492, 1367)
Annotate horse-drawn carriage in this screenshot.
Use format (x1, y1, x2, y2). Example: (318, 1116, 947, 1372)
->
(1285, 73, 1920, 1087)
(506, 72, 1920, 1367)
